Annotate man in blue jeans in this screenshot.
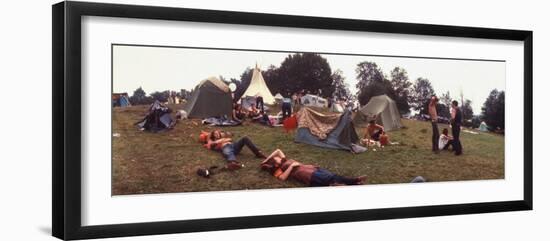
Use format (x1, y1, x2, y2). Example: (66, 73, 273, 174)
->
(207, 130, 266, 169)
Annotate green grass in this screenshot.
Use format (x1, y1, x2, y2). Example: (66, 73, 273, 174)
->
(112, 104, 504, 195)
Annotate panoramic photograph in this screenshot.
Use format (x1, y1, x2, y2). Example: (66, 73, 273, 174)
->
(111, 44, 505, 195)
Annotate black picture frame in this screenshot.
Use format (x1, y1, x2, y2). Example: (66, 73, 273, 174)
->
(52, 1, 533, 240)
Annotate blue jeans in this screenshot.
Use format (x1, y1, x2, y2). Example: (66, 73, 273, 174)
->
(310, 168, 359, 186)
(221, 137, 261, 162)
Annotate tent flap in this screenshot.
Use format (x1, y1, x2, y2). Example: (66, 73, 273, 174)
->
(295, 107, 359, 151)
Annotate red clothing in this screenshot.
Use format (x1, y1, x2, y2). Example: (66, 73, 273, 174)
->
(276, 159, 317, 185)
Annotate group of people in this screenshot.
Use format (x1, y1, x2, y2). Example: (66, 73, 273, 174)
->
(232, 93, 299, 127)
(429, 95, 463, 155)
(204, 130, 366, 186)
(200, 94, 466, 187)
(232, 99, 276, 126)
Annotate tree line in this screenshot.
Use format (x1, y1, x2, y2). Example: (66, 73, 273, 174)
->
(126, 53, 505, 130)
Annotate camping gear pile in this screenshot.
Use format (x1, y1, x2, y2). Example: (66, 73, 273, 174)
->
(294, 107, 364, 152)
(355, 94, 402, 131)
(135, 100, 176, 132)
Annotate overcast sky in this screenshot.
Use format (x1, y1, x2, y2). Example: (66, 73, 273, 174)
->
(113, 45, 505, 114)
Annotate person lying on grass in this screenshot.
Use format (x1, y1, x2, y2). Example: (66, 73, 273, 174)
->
(207, 130, 266, 169)
(260, 149, 366, 186)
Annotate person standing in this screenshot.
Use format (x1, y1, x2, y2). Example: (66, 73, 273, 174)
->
(282, 94, 292, 120)
(255, 95, 265, 113)
(428, 95, 439, 153)
(292, 93, 298, 107)
(450, 100, 463, 155)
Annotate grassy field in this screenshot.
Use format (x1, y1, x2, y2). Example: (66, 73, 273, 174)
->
(112, 104, 504, 195)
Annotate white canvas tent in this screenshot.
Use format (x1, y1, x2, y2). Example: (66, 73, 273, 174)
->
(478, 121, 489, 132)
(300, 94, 328, 108)
(357, 94, 402, 131)
(242, 64, 276, 104)
(274, 93, 284, 100)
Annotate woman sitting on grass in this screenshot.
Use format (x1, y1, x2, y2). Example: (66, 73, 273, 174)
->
(439, 128, 454, 151)
(232, 103, 247, 121)
(260, 149, 366, 186)
(207, 130, 266, 169)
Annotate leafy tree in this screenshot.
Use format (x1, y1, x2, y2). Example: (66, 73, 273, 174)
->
(462, 99, 474, 122)
(436, 103, 451, 119)
(440, 91, 452, 109)
(262, 65, 282, 95)
(180, 89, 191, 100)
(411, 77, 436, 114)
(331, 69, 351, 100)
(387, 67, 412, 114)
(470, 115, 482, 128)
(355, 61, 387, 105)
(129, 87, 149, 105)
(275, 53, 334, 97)
(481, 89, 505, 130)
(233, 67, 253, 100)
(149, 90, 169, 102)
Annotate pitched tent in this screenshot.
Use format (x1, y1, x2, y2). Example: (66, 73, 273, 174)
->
(241, 64, 276, 104)
(183, 76, 233, 119)
(300, 94, 328, 108)
(118, 95, 131, 107)
(112, 93, 131, 107)
(478, 121, 489, 132)
(295, 107, 359, 151)
(356, 94, 402, 131)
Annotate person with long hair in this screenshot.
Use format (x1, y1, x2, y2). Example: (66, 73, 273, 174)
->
(439, 128, 454, 151)
(428, 95, 440, 153)
(260, 149, 366, 186)
(207, 130, 266, 169)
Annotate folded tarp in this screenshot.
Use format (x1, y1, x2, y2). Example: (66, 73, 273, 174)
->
(202, 117, 242, 126)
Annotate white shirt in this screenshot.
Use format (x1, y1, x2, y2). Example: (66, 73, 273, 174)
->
(439, 134, 451, 150)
